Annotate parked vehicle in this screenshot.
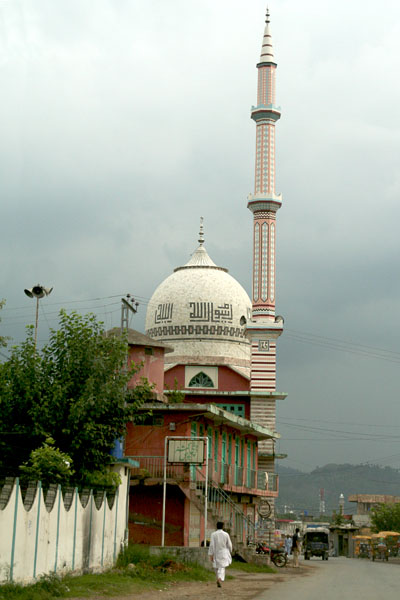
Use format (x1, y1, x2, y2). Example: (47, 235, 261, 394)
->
(303, 527, 329, 561)
(256, 541, 288, 567)
(370, 531, 400, 561)
(353, 535, 371, 558)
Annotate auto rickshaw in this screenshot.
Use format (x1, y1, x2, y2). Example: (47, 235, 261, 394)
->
(303, 527, 330, 560)
(371, 533, 389, 561)
(353, 535, 371, 558)
(371, 531, 400, 560)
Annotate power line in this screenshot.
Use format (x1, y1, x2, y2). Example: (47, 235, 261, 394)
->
(278, 420, 400, 440)
(278, 416, 400, 430)
(1, 293, 126, 313)
(2, 302, 121, 326)
(4, 289, 400, 369)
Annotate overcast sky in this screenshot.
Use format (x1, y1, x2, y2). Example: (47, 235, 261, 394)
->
(2, 0, 400, 473)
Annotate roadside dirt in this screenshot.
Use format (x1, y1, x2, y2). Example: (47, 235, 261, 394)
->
(68, 564, 314, 600)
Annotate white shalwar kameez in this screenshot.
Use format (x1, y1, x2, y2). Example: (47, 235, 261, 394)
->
(208, 529, 233, 582)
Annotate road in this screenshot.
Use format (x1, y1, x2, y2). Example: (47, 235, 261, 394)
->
(255, 556, 399, 600)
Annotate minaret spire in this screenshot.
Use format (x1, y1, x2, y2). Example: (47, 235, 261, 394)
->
(259, 7, 275, 64)
(198, 216, 204, 246)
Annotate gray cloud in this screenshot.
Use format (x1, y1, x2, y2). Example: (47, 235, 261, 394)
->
(2, 0, 400, 471)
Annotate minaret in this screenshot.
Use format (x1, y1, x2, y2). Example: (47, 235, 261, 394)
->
(246, 9, 286, 510)
(248, 7, 282, 322)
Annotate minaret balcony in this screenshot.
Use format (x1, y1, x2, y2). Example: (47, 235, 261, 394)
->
(245, 320, 283, 340)
(247, 193, 282, 214)
(251, 104, 281, 122)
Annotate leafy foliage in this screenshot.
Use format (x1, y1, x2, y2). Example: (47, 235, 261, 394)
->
(370, 502, 400, 533)
(129, 377, 156, 403)
(165, 377, 185, 403)
(20, 437, 74, 488)
(82, 469, 121, 490)
(331, 510, 345, 526)
(0, 310, 148, 485)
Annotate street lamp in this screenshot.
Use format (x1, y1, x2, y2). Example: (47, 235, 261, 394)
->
(24, 284, 53, 349)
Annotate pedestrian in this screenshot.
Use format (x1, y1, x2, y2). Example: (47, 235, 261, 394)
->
(292, 528, 301, 568)
(208, 521, 233, 588)
(284, 534, 292, 556)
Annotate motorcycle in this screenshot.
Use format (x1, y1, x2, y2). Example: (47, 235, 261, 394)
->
(256, 541, 287, 567)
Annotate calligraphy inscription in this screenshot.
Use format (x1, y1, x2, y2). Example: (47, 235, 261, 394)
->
(155, 303, 173, 324)
(168, 440, 204, 464)
(189, 302, 233, 323)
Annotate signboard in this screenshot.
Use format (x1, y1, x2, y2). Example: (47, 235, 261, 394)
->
(167, 439, 205, 464)
(258, 499, 272, 518)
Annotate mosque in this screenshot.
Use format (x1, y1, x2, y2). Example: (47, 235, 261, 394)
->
(145, 7, 286, 488)
(124, 9, 287, 547)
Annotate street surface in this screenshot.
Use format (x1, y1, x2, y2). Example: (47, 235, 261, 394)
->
(255, 556, 399, 600)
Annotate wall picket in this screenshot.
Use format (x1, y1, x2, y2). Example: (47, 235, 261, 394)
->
(0, 466, 128, 584)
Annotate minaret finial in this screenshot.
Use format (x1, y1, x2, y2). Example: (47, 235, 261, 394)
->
(266, 7, 270, 24)
(198, 216, 204, 245)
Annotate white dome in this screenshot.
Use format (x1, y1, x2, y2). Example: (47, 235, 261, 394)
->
(145, 243, 251, 371)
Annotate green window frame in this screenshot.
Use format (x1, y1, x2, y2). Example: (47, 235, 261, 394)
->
(214, 430, 219, 472)
(188, 372, 214, 388)
(207, 428, 212, 459)
(247, 440, 251, 487)
(215, 403, 245, 417)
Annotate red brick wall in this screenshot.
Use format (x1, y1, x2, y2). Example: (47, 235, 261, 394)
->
(129, 484, 185, 546)
(125, 418, 191, 456)
(164, 365, 185, 390)
(127, 346, 165, 395)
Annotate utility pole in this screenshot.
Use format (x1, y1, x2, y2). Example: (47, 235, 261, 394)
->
(120, 294, 139, 333)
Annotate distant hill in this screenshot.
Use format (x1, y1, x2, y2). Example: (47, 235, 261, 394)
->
(276, 463, 400, 517)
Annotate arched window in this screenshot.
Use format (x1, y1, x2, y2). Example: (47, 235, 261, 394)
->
(188, 372, 214, 388)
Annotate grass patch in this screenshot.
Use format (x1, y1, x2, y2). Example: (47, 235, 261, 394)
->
(0, 545, 214, 600)
(231, 559, 276, 574)
(0, 573, 69, 600)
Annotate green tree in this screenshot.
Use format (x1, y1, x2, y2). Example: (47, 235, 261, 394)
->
(331, 510, 345, 526)
(371, 503, 400, 533)
(0, 310, 146, 485)
(20, 437, 74, 488)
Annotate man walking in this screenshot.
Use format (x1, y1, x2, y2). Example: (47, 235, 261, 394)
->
(292, 528, 301, 568)
(284, 534, 292, 556)
(208, 521, 233, 588)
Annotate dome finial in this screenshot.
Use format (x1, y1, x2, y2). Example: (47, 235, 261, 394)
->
(198, 216, 204, 246)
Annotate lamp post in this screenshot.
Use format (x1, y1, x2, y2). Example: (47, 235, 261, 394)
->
(24, 284, 53, 350)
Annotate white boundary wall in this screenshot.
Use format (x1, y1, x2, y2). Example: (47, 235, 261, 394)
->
(0, 465, 129, 584)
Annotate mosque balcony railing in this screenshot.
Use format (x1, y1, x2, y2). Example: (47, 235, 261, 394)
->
(126, 455, 278, 496)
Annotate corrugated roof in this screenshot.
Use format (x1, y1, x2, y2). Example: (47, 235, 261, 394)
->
(106, 327, 174, 352)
